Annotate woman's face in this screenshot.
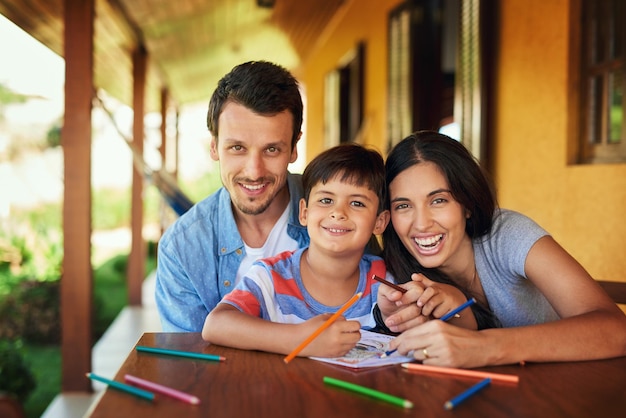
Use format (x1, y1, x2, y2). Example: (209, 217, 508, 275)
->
(388, 162, 470, 274)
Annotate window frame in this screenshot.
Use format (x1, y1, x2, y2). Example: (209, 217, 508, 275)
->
(571, 0, 626, 164)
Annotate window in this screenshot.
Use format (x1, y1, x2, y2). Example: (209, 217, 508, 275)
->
(386, 0, 489, 162)
(576, 0, 626, 164)
(324, 43, 365, 147)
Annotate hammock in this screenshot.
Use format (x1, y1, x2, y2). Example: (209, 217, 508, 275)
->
(93, 91, 194, 216)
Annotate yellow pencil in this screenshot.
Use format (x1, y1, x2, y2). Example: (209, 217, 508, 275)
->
(284, 292, 363, 364)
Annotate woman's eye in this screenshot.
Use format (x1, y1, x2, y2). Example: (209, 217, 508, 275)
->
(393, 203, 409, 210)
(432, 197, 447, 205)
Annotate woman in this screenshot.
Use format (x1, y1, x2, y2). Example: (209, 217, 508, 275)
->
(378, 130, 626, 368)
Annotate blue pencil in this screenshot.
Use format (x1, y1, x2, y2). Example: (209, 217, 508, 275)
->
(444, 377, 491, 410)
(86, 373, 155, 401)
(382, 298, 477, 357)
(440, 298, 477, 321)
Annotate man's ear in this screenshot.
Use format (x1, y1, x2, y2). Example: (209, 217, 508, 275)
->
(373, 210, 390, 235)
(298, 198, 308, 226)
(289, 132, 302, 164)
(209, 138, 219, 161)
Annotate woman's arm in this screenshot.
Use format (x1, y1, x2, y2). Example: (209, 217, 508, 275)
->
(388, 236, 626, 367)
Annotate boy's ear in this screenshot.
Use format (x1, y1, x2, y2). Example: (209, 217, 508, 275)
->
(373, 210, 390, 235)
(298, 198, 308, 226)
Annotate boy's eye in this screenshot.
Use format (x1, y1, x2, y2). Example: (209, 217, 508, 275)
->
(351, 201, 365, 207)
(393, 203, 409, 210)
(319, 198, 332, 204)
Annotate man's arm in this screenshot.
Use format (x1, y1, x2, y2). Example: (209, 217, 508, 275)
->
(155, 243, 208, 332)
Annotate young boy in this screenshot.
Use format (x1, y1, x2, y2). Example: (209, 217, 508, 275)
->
(202, 144, 391, 359)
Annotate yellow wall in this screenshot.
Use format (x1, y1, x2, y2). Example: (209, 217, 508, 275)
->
(295, 0, 403, 159)
(493, 0, 626, 281)
(298, 0, 626, 282)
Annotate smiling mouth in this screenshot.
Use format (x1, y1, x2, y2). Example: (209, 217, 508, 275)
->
(241, 183, 266, 191)
(324, 227, 352, 233)
(413, 234, 443, 249)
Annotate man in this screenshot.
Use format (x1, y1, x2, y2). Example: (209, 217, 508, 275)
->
(155, 61, 310, 332)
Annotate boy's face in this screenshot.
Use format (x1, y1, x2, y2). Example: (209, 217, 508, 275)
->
(299, 176, 389, 256)
(210, 101, 299, 216)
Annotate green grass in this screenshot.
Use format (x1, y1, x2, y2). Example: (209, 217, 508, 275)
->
(22, 344, 61, 418)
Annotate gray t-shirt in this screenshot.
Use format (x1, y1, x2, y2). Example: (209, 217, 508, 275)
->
(474, 209, 559, 327)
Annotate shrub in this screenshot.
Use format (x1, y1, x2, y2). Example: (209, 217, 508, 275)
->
(0, 339, 36, 404)
(0, 281, 60, 344)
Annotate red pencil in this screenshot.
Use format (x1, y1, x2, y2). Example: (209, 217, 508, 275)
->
(372, 275, 407, 293)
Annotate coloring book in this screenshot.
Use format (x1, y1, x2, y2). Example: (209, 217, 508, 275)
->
(310, 329, 414, 369)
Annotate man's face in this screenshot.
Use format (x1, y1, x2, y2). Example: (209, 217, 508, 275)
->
(210, 101, 299, 216)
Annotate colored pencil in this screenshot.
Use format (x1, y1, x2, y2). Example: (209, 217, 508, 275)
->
(382, 298, 477, 357)
(440, 298, 476, 321)
(136, 346, 226, 362)
(444, 377, 491, 410)
(323, 376, 413, 408)
(124, 374, 200, 405)
(86, 373, 155, 402)
(401, 363, 519, 384)
(372, 274, 407, 293)
(284, 292, 362, 364)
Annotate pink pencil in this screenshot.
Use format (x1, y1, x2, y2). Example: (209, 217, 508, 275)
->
(124, 374, 201, 405)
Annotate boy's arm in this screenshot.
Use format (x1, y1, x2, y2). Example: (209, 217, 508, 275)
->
(202, 303, 362, 358)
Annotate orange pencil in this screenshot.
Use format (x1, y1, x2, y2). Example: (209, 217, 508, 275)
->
(284, 292, 363, 364)
(401, 363, 519, 384)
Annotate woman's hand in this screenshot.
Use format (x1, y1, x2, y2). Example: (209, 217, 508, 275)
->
(380, 273, 476, 332)
(377, 275, 429, 332)
(388, 320, 491, 368)
(410, 274, 477, 329)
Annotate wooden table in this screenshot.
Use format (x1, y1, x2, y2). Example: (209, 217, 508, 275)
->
(87, 333, 626, 418)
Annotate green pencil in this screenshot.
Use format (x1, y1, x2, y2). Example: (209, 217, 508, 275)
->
(86, 373, 155, 401)
(323, 376, 414, 408)
(136, 345, 226, 362)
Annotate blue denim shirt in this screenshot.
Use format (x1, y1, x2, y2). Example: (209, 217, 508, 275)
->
(155, 173, 310, 332)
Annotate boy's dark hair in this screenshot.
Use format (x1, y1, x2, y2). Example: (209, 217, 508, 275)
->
(302, 143, 386, 213)
(207, 61, 303, 149)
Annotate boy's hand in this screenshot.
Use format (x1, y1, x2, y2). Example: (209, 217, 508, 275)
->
(296, 314, 361, 358)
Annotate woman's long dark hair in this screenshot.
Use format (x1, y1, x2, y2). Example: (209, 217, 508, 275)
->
(383, 131, 500, 329)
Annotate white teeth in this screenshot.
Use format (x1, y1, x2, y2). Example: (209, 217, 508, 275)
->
(414, 234, 443, 248)
(328, 228, 348, 233)
(242, 184, 264, 190)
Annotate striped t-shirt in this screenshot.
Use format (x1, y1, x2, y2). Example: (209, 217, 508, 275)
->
(220, 247, 388, 329)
